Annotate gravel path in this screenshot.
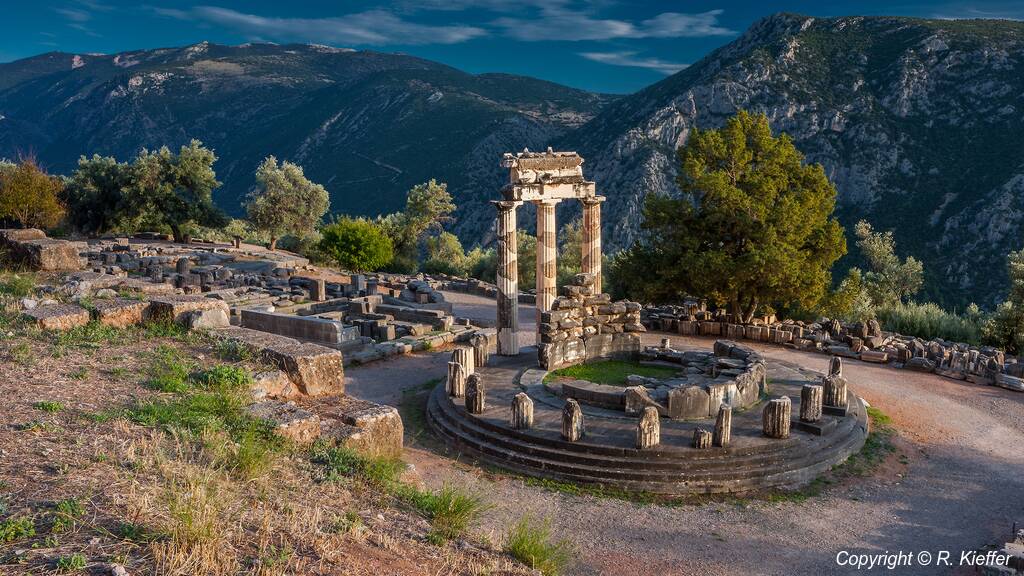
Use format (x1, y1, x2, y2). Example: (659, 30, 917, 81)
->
(343, 292, 1024, 575)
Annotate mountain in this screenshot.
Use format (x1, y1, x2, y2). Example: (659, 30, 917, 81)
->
(562, 14, 1024, 308)
(0, 41, 613, 225)
(3, 16, 1024, 308)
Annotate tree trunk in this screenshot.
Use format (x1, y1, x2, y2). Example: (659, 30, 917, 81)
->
(171, 224, 183, 244)
(269, 237, 278, 251)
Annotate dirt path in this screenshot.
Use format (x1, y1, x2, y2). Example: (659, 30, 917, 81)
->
(343, 292, 1024, 575)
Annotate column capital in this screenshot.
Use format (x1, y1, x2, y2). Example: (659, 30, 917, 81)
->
(491, 199, 521, 210)
(581, 195, 607, 205)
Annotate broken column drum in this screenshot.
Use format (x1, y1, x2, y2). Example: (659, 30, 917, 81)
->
(495, 149, 605, 353)
(713, 404, 732, 447)
(465, 374, 485, 414)
(800, 384, 823, 423)
(637, 406, 660, 449)
(562, 398, 584, 441)
(510, 392, 534, 429)
(452, 347, 475, 377)
(692, 427, 712, 449)
(471, 333, 489, 368)
(763, 397, 792, 439)
(447, 361, 467, 397)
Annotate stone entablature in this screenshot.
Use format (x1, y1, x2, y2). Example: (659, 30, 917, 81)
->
(538, 273, 644, 370)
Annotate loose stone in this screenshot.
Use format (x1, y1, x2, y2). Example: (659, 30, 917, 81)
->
(636, 406, 660, 449)
(763, 397, 791, 439)
(510, 392, 534, 429)
(465, 374, 485, 414)
(562, 398, 584, 442)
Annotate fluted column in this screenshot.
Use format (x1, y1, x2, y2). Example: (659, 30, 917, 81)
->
(581, 196, 606, 294)
(534, 199, 559, 323)
(493, 200, 520, 356)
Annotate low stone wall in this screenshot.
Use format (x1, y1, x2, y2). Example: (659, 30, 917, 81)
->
(538, 274, 645, 370)
(0, 228, 83, 271)
(642, 308, 1023, 393)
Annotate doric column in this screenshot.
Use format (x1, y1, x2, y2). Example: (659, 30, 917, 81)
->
(534, 199, 559, 322)
(493, 200, 520, 356)
(581, 196, 606, 294)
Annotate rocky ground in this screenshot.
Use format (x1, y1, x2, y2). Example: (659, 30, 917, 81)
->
(345, 291, 1024, 576)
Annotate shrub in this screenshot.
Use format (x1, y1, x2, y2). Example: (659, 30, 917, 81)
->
(51, 497, 85, 533)
(0, 159, 66, 229)
(0, 516, 35, 542)
(504, 515, 573, 576)
(319, 217, 394, 272)
(875, 301, 984, 344)
(54, 553, 87, 572)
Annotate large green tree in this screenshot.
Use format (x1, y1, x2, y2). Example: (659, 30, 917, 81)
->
(853, 220, 924, 307)
(63, 155, 138, 235)
(130, 140, 226, 243)
(0, 159, 65, 229)
(985, 249, 1024, 354)
(379, 179, 456, 273)
(246, 156, 330, 251)
(623, 110, 846, 322)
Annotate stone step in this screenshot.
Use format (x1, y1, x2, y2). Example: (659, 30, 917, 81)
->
(428, 396, 867, 494)
(427, 386, 866, 490)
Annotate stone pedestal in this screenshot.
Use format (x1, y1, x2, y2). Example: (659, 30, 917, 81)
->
(713, 404, 732, 447)
(562, 399, 584, 442)
(176, 257, 191, 275)
(310, 278, 326, 302)
(800, 384, 823, 423)
(829, 356, 843, 377)
(465, 374, 485, 414)
(452, 347, 475, 377)
(763, 397, 791, 439)
(510, 392, 534, 429)
(494, 201, 520, 356)
(636, 406, 660, 449)
(692, 427, 712, 449)
(447, 361, 467, 398)
(581, 197, 605, 294)
(471, 333, 489, 368)
(535, 200, 559, 323)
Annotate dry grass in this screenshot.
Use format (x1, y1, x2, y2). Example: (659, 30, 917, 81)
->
(0, 324, 530, 575)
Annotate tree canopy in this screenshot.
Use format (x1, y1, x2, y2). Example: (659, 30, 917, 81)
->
(319, 217, 394, 272)
(246, 156, 330, 250)
(62, 140, 226, 241)
(0, 159, 65, 229)
(614, 110, 846, 322)
(379, 179, 456, 273)
(853, 220, 924, 307)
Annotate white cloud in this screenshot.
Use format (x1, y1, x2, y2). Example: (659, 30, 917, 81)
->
(494, 6, 733, 42)
(154, 6, 486, 46)
(579, 51, 688, 74)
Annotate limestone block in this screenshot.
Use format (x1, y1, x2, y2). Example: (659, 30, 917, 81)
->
(148, 295, 230, 325)
(763, 397, 791, 439)
(465, 374, 485, 414)
(713, 404, 732, 447)
(800, 384, 823, 423)
(247, 401, 321, 444)
(249, 370, 296, 401)
(669, 385, 711, 420)
(860, 350, 889, 363)
(91, 298, 147, 328)
(186, 307, 230, 329)
(562, 399, 584, 442)
(636, 406, 660, 449)
(23, 303, 89, 331)
(510, 392, 534, 429)
(262, 341, 345, 396)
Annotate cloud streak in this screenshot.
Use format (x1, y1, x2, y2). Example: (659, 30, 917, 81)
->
(155, 6, 486, 46)
(494, 7, 734, 42)
(579, 51, 688, 74)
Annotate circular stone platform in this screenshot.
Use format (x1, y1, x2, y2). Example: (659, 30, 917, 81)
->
(427, 341, 869, 495)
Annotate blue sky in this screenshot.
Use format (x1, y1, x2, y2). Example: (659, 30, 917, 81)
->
(3, 0, 1023, 93)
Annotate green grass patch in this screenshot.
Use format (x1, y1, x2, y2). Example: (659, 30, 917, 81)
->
(0, 273, 35, 298)
(32, 400, 64, 413)
(309, 442, 486, 544)
(544, 360, 678, 386)
(144, 345, 194, 393)
(504, 514, 573, 576)
(51, 497, 85, 533)
(50, 321, 128, 348)
(6, 341, 34, 365)
(398, 378, 442, 445)
(54, 553, 87, 572)
(128, 362, 283, 479)
(0, 516, 35, 542)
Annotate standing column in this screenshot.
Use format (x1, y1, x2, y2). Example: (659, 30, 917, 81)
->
(494, 200, 520, 356)
(535, 199, 559, 323)
(581, 196, 606, 294)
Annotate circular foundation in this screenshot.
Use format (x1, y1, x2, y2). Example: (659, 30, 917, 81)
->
(427, 341, 869, 495)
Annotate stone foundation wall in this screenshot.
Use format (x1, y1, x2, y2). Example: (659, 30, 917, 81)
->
(538, 274, 645, 370)
(0, 229, 84, 271)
